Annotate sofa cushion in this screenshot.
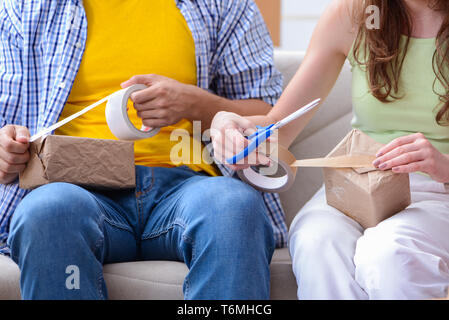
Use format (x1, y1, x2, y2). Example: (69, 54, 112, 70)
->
(0, 254, 20, 300)
(104, 248, 296, 300)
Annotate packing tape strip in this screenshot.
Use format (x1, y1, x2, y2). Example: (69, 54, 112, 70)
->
(105, 84, 160, 140)
(237, 146, 377, 193)
(237, 145, 298, 193)
(293, 155, 376, 169)
(30, 84, 159, 142)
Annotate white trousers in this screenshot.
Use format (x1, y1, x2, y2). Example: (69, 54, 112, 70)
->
(288, 173, 449, 300)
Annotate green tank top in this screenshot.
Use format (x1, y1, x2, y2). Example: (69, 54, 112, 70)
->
(348, 36, 449, 154)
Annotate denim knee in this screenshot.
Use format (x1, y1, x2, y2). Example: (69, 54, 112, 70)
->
(8, 183, 102, 256)
(187, 177, 274, 250)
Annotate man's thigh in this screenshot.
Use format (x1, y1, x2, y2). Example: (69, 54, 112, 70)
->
(10, 182, 139, 264)
(138, 173, 272, 262)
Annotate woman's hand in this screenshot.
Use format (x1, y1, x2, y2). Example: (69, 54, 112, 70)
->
(373, 132, 449, 183)
(210, 111, 271, 171)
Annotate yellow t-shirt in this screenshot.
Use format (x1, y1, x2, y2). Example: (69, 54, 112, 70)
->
(55, 0, 219, 177)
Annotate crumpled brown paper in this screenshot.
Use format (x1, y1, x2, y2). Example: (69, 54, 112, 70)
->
(323, 129, 411, 228)
(19, 135, 135, 190)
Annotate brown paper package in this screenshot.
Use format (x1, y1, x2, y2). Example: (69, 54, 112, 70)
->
(19, 135, 136, 190)
(323, 129, 411, 229)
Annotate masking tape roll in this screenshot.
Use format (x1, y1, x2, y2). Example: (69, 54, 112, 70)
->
(237, 145, 298, 193)
(105, 84, 160, 140)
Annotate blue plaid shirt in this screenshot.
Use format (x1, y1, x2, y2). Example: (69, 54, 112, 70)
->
(0, 0, 287, 254)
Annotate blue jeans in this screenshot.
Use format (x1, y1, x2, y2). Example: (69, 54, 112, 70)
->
(7, 166, 275, 300)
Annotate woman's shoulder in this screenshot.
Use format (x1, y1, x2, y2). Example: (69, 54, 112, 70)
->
(314, 0, 359, 57)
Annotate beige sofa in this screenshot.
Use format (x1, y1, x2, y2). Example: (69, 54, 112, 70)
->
(0, 51, 353, 300)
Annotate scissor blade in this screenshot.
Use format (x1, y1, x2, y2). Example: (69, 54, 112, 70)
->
(272, 98, 321, 130)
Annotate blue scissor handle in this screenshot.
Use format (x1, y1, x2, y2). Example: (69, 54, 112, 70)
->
(247, 125, 271, 139)
(226, 124, 275, 165)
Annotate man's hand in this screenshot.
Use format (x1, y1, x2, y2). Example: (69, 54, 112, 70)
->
(373, 132, 449, 183)
(0, 125, 30, 184)
(121, 74, 200, 128)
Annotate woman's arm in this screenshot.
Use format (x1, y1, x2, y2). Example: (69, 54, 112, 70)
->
(263, 0, 355, 146)
(211, 0, 357, 167)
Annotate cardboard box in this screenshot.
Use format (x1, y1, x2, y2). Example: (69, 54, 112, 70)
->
(323, 130, 411, 228)
(19, 135, 136, 190)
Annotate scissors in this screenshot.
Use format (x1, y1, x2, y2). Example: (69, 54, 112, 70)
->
(226, 98, 321, 165)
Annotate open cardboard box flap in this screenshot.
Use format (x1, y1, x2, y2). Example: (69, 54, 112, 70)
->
(326, 129, 403, 186)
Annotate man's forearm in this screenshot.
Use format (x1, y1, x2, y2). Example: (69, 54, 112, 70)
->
(188, 85, 273, 130)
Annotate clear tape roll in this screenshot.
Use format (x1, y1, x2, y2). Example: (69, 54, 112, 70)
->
(237, 145, 298, 193)
(105, 84, 160, 140)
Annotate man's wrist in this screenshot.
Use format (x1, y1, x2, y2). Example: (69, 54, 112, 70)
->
(187, 84, 226, 124)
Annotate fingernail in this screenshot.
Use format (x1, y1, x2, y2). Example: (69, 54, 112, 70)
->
(376, 152, 383, 157)
(17, 134, 29, 141)
(372, 159, 380, 167)
(379, 163, 387, 170)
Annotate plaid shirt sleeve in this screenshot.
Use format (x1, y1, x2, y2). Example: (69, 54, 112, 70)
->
(0, 0, 23, 128)
(210, 0, 283, 106)
(0, 0, 27, 255)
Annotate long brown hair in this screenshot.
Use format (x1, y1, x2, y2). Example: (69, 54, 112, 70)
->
(353, 0, 449, 125)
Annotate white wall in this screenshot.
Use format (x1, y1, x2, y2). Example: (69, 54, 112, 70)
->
(280, 0, 332, 51)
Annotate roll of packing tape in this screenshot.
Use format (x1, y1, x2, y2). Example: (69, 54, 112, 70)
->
(105, 84, 160, 141)
(237, 145, 298, 193)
